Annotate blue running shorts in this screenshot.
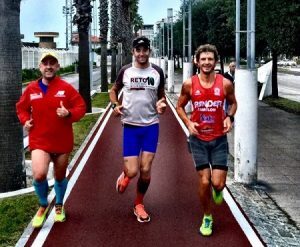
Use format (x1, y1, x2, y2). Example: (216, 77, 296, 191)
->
(123, 123, 159, 157)
(188, 135, 228, 171)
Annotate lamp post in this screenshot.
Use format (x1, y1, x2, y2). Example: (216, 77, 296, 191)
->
(62, 4, 70, 50)
(63, 0, 75, 50)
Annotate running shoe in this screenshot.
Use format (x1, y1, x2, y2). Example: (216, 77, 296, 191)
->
(116, 172, 130, 193)
(133, 204, 151, 223)
(199, 214, 213, 236)
(32, 206, 49, 228)
(54, 204, 66, 223)
(212, 188, 224, 205)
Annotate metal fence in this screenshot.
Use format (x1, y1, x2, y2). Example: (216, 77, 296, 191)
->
(22, 47, 78, 69)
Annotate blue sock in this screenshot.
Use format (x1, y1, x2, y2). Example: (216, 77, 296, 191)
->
(33, 180, 49, 207)
(54, 178, 68, 205)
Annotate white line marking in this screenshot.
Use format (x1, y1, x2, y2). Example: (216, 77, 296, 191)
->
(166, 96, 264, 247)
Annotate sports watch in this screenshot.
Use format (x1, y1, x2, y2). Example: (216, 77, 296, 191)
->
(226, 114, 234, 123)
(111, 102, 119, 109)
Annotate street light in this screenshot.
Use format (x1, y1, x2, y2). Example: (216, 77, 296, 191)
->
(167, 8, 173, 59)
(63, 0, 74, 50)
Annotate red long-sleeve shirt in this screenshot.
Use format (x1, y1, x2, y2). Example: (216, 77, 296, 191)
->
(16, 76, 86, 153)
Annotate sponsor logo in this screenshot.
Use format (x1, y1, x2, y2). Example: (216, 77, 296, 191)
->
(194, 90, 201, 96)
(214, 88, 220, 96)
(54, 91, 66, 97)
(130, 77, 155, 89)
(193, 100, 223, 108)
(200, 114, 215, 123)
(193, 100, 223, 112)
(30, 93, 43, 100)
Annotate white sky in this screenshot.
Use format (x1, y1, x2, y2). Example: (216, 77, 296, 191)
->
(20, 0, 181, 48)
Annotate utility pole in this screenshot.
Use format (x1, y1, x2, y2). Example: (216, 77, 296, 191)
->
(234, 0, 257, 184)
(63, 0, 74, 50)
(182, 0, 192, 79)
(160, 19, 166, 77)
(167, 8, 174, 92)
(182, 0, 193, 112)
(235, 0, 240, 68)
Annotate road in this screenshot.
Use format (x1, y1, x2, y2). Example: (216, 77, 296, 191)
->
(278, 71, 300, 102)
(62, 69, 102, 92)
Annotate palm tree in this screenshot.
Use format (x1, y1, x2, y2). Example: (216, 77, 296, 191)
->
(120, 0, 137, 65)
(99, 0, 109, 92)
(73, 0, 92, 112)
(0, 0, 25, 192)
(132, 14, 143, 37)
(110, 0, 122, 83)
(120, 1, 131, 65)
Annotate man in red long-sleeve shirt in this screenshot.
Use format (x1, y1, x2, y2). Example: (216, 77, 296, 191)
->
(16, 52, 86, 228)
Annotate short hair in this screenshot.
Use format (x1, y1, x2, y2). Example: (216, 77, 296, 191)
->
(229, 61, 236, 67)
(195, 44, 219, 62)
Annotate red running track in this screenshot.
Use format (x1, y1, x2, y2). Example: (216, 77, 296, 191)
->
(22, 103, 264, 247)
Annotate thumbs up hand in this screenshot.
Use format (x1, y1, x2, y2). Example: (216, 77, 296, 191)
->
(57, 101, 70, 118)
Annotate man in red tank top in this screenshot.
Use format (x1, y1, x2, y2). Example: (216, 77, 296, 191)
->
(176, 44, 237, 236)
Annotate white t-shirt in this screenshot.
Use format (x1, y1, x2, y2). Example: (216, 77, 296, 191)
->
(115, 63, 165, 126)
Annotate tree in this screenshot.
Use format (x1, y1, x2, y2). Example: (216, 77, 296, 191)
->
(205, 0, 235, 73)
(99, 0, 109, 92)
(73, 0, 92, 112)
(257, 0, 300, 98)
(0, 0, 25, 192)
(110, 0, 121, 83)
(120, 0, 134, 65)
(132, 13, 143, 37)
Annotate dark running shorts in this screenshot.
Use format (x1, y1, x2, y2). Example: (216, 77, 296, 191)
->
(123, 123, 159, 157)
(188, 135, 228, 171)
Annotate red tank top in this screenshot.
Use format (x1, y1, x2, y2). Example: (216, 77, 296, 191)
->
(190, 74, 225, 141)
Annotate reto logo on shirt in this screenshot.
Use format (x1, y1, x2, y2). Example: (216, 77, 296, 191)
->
(130, 77, 155, 89)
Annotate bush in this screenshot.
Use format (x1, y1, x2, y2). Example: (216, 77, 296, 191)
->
(22, 69, 41, 83)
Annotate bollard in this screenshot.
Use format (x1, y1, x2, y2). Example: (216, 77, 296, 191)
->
(167, 60, 174, 92)
(183, 62, 193, 113)
(160, 58, 166, 78)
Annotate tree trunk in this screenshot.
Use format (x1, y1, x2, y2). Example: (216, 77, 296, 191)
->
(0, 0, 26, 192)
(271, 50, 278, 98)
(110, 46, 117, 83)
(73, 0, 92, 112)
(100, 41, 108, 92)
(116, 43, 122, 73)
(121, 1, 133, 65)
(219, 54, 224, 74)
(78, 31, 92, 112)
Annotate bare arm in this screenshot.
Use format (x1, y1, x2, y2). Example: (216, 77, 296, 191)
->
(109, 83, 123, 115)
(176, 78, 199, 135)
(224, 78, 237, 117)
(109, 84, 120, 104)
(223, 78, 238, 133)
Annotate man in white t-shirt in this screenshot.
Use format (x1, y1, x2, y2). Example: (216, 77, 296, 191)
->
(109, 36, 166, 223)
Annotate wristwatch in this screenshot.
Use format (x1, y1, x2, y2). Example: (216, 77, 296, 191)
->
(111, 102, 119, 109)
(226, 114, 234, 123)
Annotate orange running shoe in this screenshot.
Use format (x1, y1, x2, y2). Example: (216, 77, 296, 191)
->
(116, 172, 130, 193)
(133, 204, 150, 223)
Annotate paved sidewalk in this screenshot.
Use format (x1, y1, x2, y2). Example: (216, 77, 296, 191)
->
(166, 71, 300, 246)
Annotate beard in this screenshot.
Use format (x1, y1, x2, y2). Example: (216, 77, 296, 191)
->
(201, 67, 214, 75)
